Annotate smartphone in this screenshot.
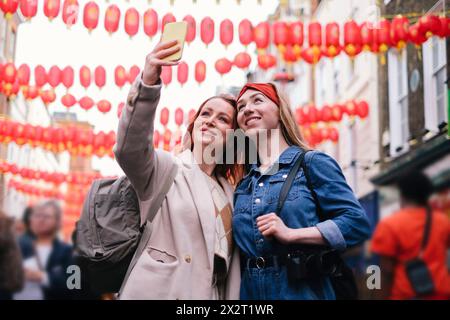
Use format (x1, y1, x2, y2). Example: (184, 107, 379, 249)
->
(161, 22, 188, 62)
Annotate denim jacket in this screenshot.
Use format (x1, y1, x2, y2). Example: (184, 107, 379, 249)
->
(232, 146, 371, 299)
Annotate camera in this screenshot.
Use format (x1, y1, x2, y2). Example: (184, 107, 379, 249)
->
(286, 248, 340, 281)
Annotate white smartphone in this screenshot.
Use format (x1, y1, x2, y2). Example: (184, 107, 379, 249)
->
(161, 22, 188, 62)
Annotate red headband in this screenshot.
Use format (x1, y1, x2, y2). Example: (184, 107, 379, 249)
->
(237, 83, 280, 106)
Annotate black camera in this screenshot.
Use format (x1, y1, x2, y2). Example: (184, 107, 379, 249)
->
(286, 247, 340, 281)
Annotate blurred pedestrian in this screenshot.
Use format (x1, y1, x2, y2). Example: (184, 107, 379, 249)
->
(14, 200, 74, 300)
(371, 171, 450, 300)
(0, 210, 24, 300)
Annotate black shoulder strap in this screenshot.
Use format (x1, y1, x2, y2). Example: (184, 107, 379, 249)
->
(420, 205, 433, 256)
(276, 151, 306, 215)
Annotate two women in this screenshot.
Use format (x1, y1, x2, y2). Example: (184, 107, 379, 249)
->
(116, 40, 371, 299)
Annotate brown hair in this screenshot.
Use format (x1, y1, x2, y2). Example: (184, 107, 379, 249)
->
(182, 95, 244, 185)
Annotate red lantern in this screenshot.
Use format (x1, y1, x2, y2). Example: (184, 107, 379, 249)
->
(436, 16, 450, 38)
(97, 100, 112, 114)
(257, 54, 276, 70)
(418, 14, 442, 38)
(201, 17, 215, 47)
(61, 66, 74, 89)
(308, 22, 322, 47)
(177, 62, 188, 86)
(161, 66, 172, 86)
(329, 127, 339, 143)
(3, 62, 16, 83)
(325, 22, 340, 57)
(114, 65, 127, 88)
(83, 1, 99, 32)
(295, 107, 308, 125)
(124, 7, 139, 38)
(94, 66, 106, 89)
(301, 46, 322, 64)
(374, 19, 391, 54)
(289, 21, 304, 57)
(62, 93, 76, 108)
(117, 102, 125, 118)
(79, 96, 94, 111)
(345, 100, 357, 116)
(143, 9, 158, 39)
(162, 13, 176, 32)
(356, 100, 369, 119)
(239, 19, 253, 47)
(79, 65, 91, 89)
(283, 45, 297, 63)
(128, 65, 140, 84)
(408, 23, 427, 46)
(163, 128, 172, 148)
(215, 58, 232, 76)
(391, 15, 409, 50)
(48, 66, 61, 88)
(160, 107, 169, 126)
(254, 22, 270, 50)
(175, 108, 184, 126)
(188, 109, 196, 124)
(344, 20, 362, 58)
(17, 64, 30, 86)
(234, 52, 251, 69)
(19, 0, 37, 20)
(273, 21, 289, 51)
(22, 85, 39, 100)
(62, 0, 78, 27)
(153, 130, 160, 148)
(360, 22, 374, 51)
(331, 104, 343, 122)
(195, 60, 206, 85)
(44, 0, 60, 21)
(220, 19, 234, 48)
(183, 15, 196, 44)
(34, 65, 47, 87)
(104, 4, 120, 34)
(40, 89, 56, 106)
(320, 105, 333, 123)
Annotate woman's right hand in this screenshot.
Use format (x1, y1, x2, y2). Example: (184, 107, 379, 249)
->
(142, 40, 181, 86)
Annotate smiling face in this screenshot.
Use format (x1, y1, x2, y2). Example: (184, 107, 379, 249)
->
(192, 97, 236, 151)
(236, 89, 280, 136)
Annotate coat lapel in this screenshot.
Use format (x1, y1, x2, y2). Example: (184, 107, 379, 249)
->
(177, 150, 216, 269)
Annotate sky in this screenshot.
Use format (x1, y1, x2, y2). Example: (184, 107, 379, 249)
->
(14, 0, 278, 176)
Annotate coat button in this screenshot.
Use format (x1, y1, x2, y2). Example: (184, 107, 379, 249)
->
(282, 174, 288, 179)
(185, 255, 192, 263)
(258, 182, 264, 187)
(255, 198, 261, 204)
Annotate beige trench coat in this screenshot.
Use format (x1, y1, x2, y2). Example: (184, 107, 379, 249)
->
(114, 76, 240, 300)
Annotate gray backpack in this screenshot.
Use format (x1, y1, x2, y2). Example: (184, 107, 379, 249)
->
(74, 167, 177, 295)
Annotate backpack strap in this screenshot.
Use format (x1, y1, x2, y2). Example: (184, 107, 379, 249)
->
(118, 162, 178, 297)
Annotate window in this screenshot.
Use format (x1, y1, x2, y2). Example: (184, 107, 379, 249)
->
(423, 36, 448, 133)
(387, 48, 409, 156)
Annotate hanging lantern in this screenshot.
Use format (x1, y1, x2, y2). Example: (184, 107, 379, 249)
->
(325, 22, 340, 57)
(61, 66, 74, 89)
(153, 129, 160, 148)
(79, 96, 94, 111)
(19, 0, 38, 20)
(220, 19, 234, 49)
(408, 23, 427, 47)
(289, 21, 304, 57)
(161, 66, 172, 86)
(183, 15, 196, 44)
(44, 0, 60, 21)
(40, 89, 56, 106)
(257, 54, 276, 70)
(391, 15, 409, 51)
(239, 19, 253, 47)
(273, 21, 289, 52)
(331, 104, 343, 122)
(62, 0, 79, 28)
(34, 65, 47, 87)
(128, 65, 140, 84)
(114, 65, 127, 88)
(360, 22, 374, 51)
(18, 64, 31, 86)
(345, 100, 357, 116)
(254, 22, 270, 51)
(143, 9, 158, 39)
(308, 22, 322, 47)
(2, 62, 16, 83)
(195, 60, 206, 85)
(435, 16, 450, 38)
(79, 66, 91, 89)
(295, 107, 308, 125)
(215, 58, 232, 76)
(356, 100, 369, 119)
(301, 47, 321, 64)
(83, 1, 99, 32)
(374, 18, 391, 54)
(320, 105, 333, 123)
(177, 62, 188, 86)
(329, 127, 339, 143)
(418, 14, 442, 38)
(234, 52, 251, 69)
(94, 66, 106, 89)
(124, 7, 139, 38)
(188, 109, 196, 124)
(62, 93, 76, 108)
(117, 102, 125, 118)
(344, 20, 362, 58)
(160, 107, 169, 126)
(97, 100, 112, 114)
(201, 17, 215, 47)
(175, 108, 184, 127)
(162, 13, 176, 32)
(104, 4, 120, 34)
(22, 85, 39, 100)
(48, 66, 61, 88)
(283, 45, 297, 63)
